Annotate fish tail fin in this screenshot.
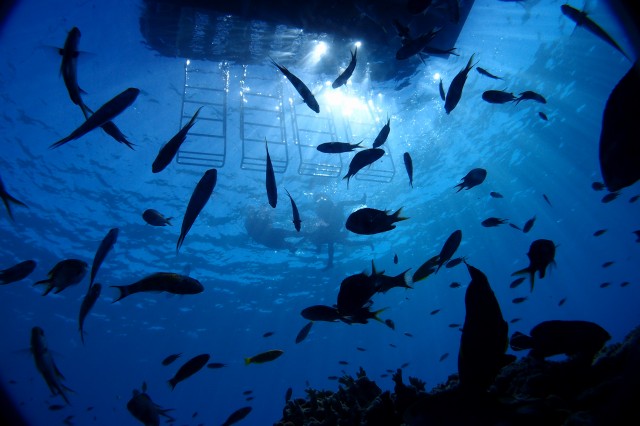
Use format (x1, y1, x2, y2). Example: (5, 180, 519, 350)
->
(49, 136, 73, 149)
(167, 378, 177, 391)
(244, 358, 252, 366)
(110, 285, 129, 303)
(402, 269, 413, 289)
(176, 234, 185, 254)
(453, 183, 463, 192)
(371, 308, 388, 323)
(166, 217, 173, 226)
(511, 267, 535, 292)
(392, 207, 409, 222)
(33, 279, 53, 295)
(467, 53, 478, 70)
(509, 331, 533, 351)
(78, 101, 91, 120)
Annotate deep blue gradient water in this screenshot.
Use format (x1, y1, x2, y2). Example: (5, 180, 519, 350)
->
(0, 0, 638, 425)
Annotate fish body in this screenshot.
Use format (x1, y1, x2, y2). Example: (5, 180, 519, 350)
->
(295, 322, 313, 344)
(152, 107, 203, 173)
(317, 141, 362, 153)
(543, 194, 552, 206)
(454, 168, 487, 192)
(346, 207, 407, 235)
(436, 230, 462, 272)
(445, 256, 466, 268)
(476, 67, 502, 80)
(78, 283, 101, 344)
(301, 305, 342, 322)
(509, 277, 526, 289)
(35, 259, 88, 295)
(111, 272, 203, 302)
(444, 54, 477, 114)
(458, 264, 509, 392)
(538, 112, 548, 121)
(395, 30, 439, 60)
(0, 174, 28, 221)
(561, 4, 630, 60)
(31, 327, 72, 405)
(222, 406, 252, 426)
(490, 191, 503, 198)
(481, 217, 508, 227)
(403, 152, 413, 187)
(244, 349, 283, 365)
(127, 388, 174, 426)
(439, 78, 446, 100)
(337, 272, 377, 315)
(284, 189, 300, 231)
(522, 216, 536, 233)
(177, 168, 217, 252)
(168, 354, 210, 390)
(270, 58, 319, 113)
(510, 320, 610, 360)
(59, 27, 90, 117)
(593, 229, 607, 237)
(482, 90, 517, 104)
(50, 88, 140, 148)
(207, 362, 226, 369)
(0, 260, 36, 284)
(161, 353, 181, 366)
(332, 46, 357, 89)
(372, 118, 391, 148)
(265, 140, 277, 208)
(512, 239, 556, 292)
(343, 148, 385, 187)
(142, 209, 172, 226)
(515, 90, 547, 105)
(90, 228, 118, 287)
(512, 296, 528, 304)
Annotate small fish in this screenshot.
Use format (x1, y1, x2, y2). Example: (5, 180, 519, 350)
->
(207, 362, 227, 369)
(262, 331, 274, 338)
(630, 195, 640, 203)
(285, 387, 292, 402)
(593, 229, 607, 237)
(510, 318, 522, 324)
(538, 112, 548, 121)
(455, 168, 487, 192)
(332, 46, 357, 89)
(482, 90, 517, 104)
(509, 277, 526, 289)
(31, 327, 72, 405)
(620, 281, 631, 288)
(168, 353, 210, 390)
(384, 319, 395, 330)
(221, 406, 252, 426)
(601, 192, 620, 203)
(592, 181, 606, 191)
(404, 332, 414, 337)
(476, 67, 502, 80)
(242, 390, 253, 395)
(634, 230, 640, 242)
(436, 229, 462, 272)
(270, 57, 319, 113)
(481, 217, 508, 227)
(346, 207, 408, 235)
(448, 323, 461, 328)
(177, 168, 217, 252)
(152, 106, 203, 173)
(395, 29, 440, 61)
(600, 282, 611, 288)
(0, 174, 28, 221)
(430, 309, 441, 315)
(561, 4, 630, 60)
(34, 259, 88, 296)
(295, 322, 313, 344)
(490, 191, 503, 199)
(356, 347, 366, 352)
(338, 361, 349, 365)
(400, 362, 410, 368)
(244, 349, 284, 365)
(265, 140, 277, 208)
(413, 254, 439, 282)
(515, 91, 547, 105)
(90, 228, 118, 288)
(327, 376, 339, 380)
(343, 148, 385, 188)
(301, 305, 341, 322)
(445, 256, 466, 268)
(0, 260, 36, 285)
(50, 88, 140, 148)
(48, 404, 66, 411)
(439, 78, 446, 101)
(512, 296, 528, 304)
(161, 353, 181, 366)
(439, 353, 449, 362)
(78, 283, 101, 344)
(389, 343, 397, 348)
(58, 27, 90, 117)
(510, 223, 523, 231)
(522, 216, 536, 233)
(602, 261, 615, 268)
(284, 189, 301, 232)
(372, 117, 391, 148)
(449, 282, 461, 288)
(444, 53, 478, 114)
(111, 272, 203, 302)
(512, 239, 556, 292)
(403, 152, 413, 188)
(317, 141, 363, 153)
(558, 297, 567, 306)
(393, 253, 398, 264)
(142, 209, 172, 226)
(543, 194, 552, 206)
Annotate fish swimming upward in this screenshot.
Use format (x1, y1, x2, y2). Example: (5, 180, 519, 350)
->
(152, 106, 203, 173)
(59, 27, 90, 118)
(177, 168, 217, 252)
(89, 227, 118, 288)
(270, 57, 319, 113)
(332, 46, 357, 89)
(445, 53, 478, 114)
(0, 173, 28, 221)
(265, 140, 277, 208)
(31, 327, 73, 405)
(284, 188, 301, 231)
(78, 283, 101, 344)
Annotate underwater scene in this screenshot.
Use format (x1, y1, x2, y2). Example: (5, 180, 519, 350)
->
(0, 0, 639, 425)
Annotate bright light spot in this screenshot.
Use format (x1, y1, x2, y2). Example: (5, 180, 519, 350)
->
(433, 72, 441, 80)
(323, 90, 368, 118)
(315, 41, 328, 56)
(355, 41, 362, 48)
(186, 59, 191, 66)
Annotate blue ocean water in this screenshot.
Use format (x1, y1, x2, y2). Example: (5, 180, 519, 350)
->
(0, 0, 638, 425)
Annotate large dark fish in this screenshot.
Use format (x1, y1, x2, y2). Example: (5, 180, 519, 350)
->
(522, 215, 536, 233)
(317, 141, 362, 153)
(221, 406, 252, 426)
(152, 107, 203, 173)
(31, 327, 72, 405)
(343, 148, 385, 188)
(482, 90, 517, 104)
(78, 283, 101, 344)
(301, 305, 342, 322)
(50, 87, 140, 148)
(371, 262, 412, 293)
(372, 117, 391, 148)
(177, 168, 217, 252)
(454, 168, 487, 192)
(244, 349, 284, 365)
(265, 140, 277, 208)
(90, 228, 118, 288)
(476, 67, 502, 80)
(403, 152, 413, 188)
(0, 173, 28, 221)
(346, 207, 408, 235)
(59, 27, 90, 117)
(111, 272, 203, 303)
(510, 320, 610, 360)
(561, 4, 630, 60)
(34, 259, 88, 295)
(444, 54, 478, 114)
(436, 230, 462, 272)
(127, 383, 174, 425)
(142, 209, 172, 226)
(284, 189, 301, 232)
(337, 272, 377, 316)
(168, 353, 210, 390)
(270, 57, 319, 113)
(512, 239, 556, 292)
(295, 322, 313, 344)
(413, 254, 440, 283)
(0, 260, 36, 284)
(599, 64, 640, 192)
(332, 46, 357, 89)
(458, 264, 510, 392)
